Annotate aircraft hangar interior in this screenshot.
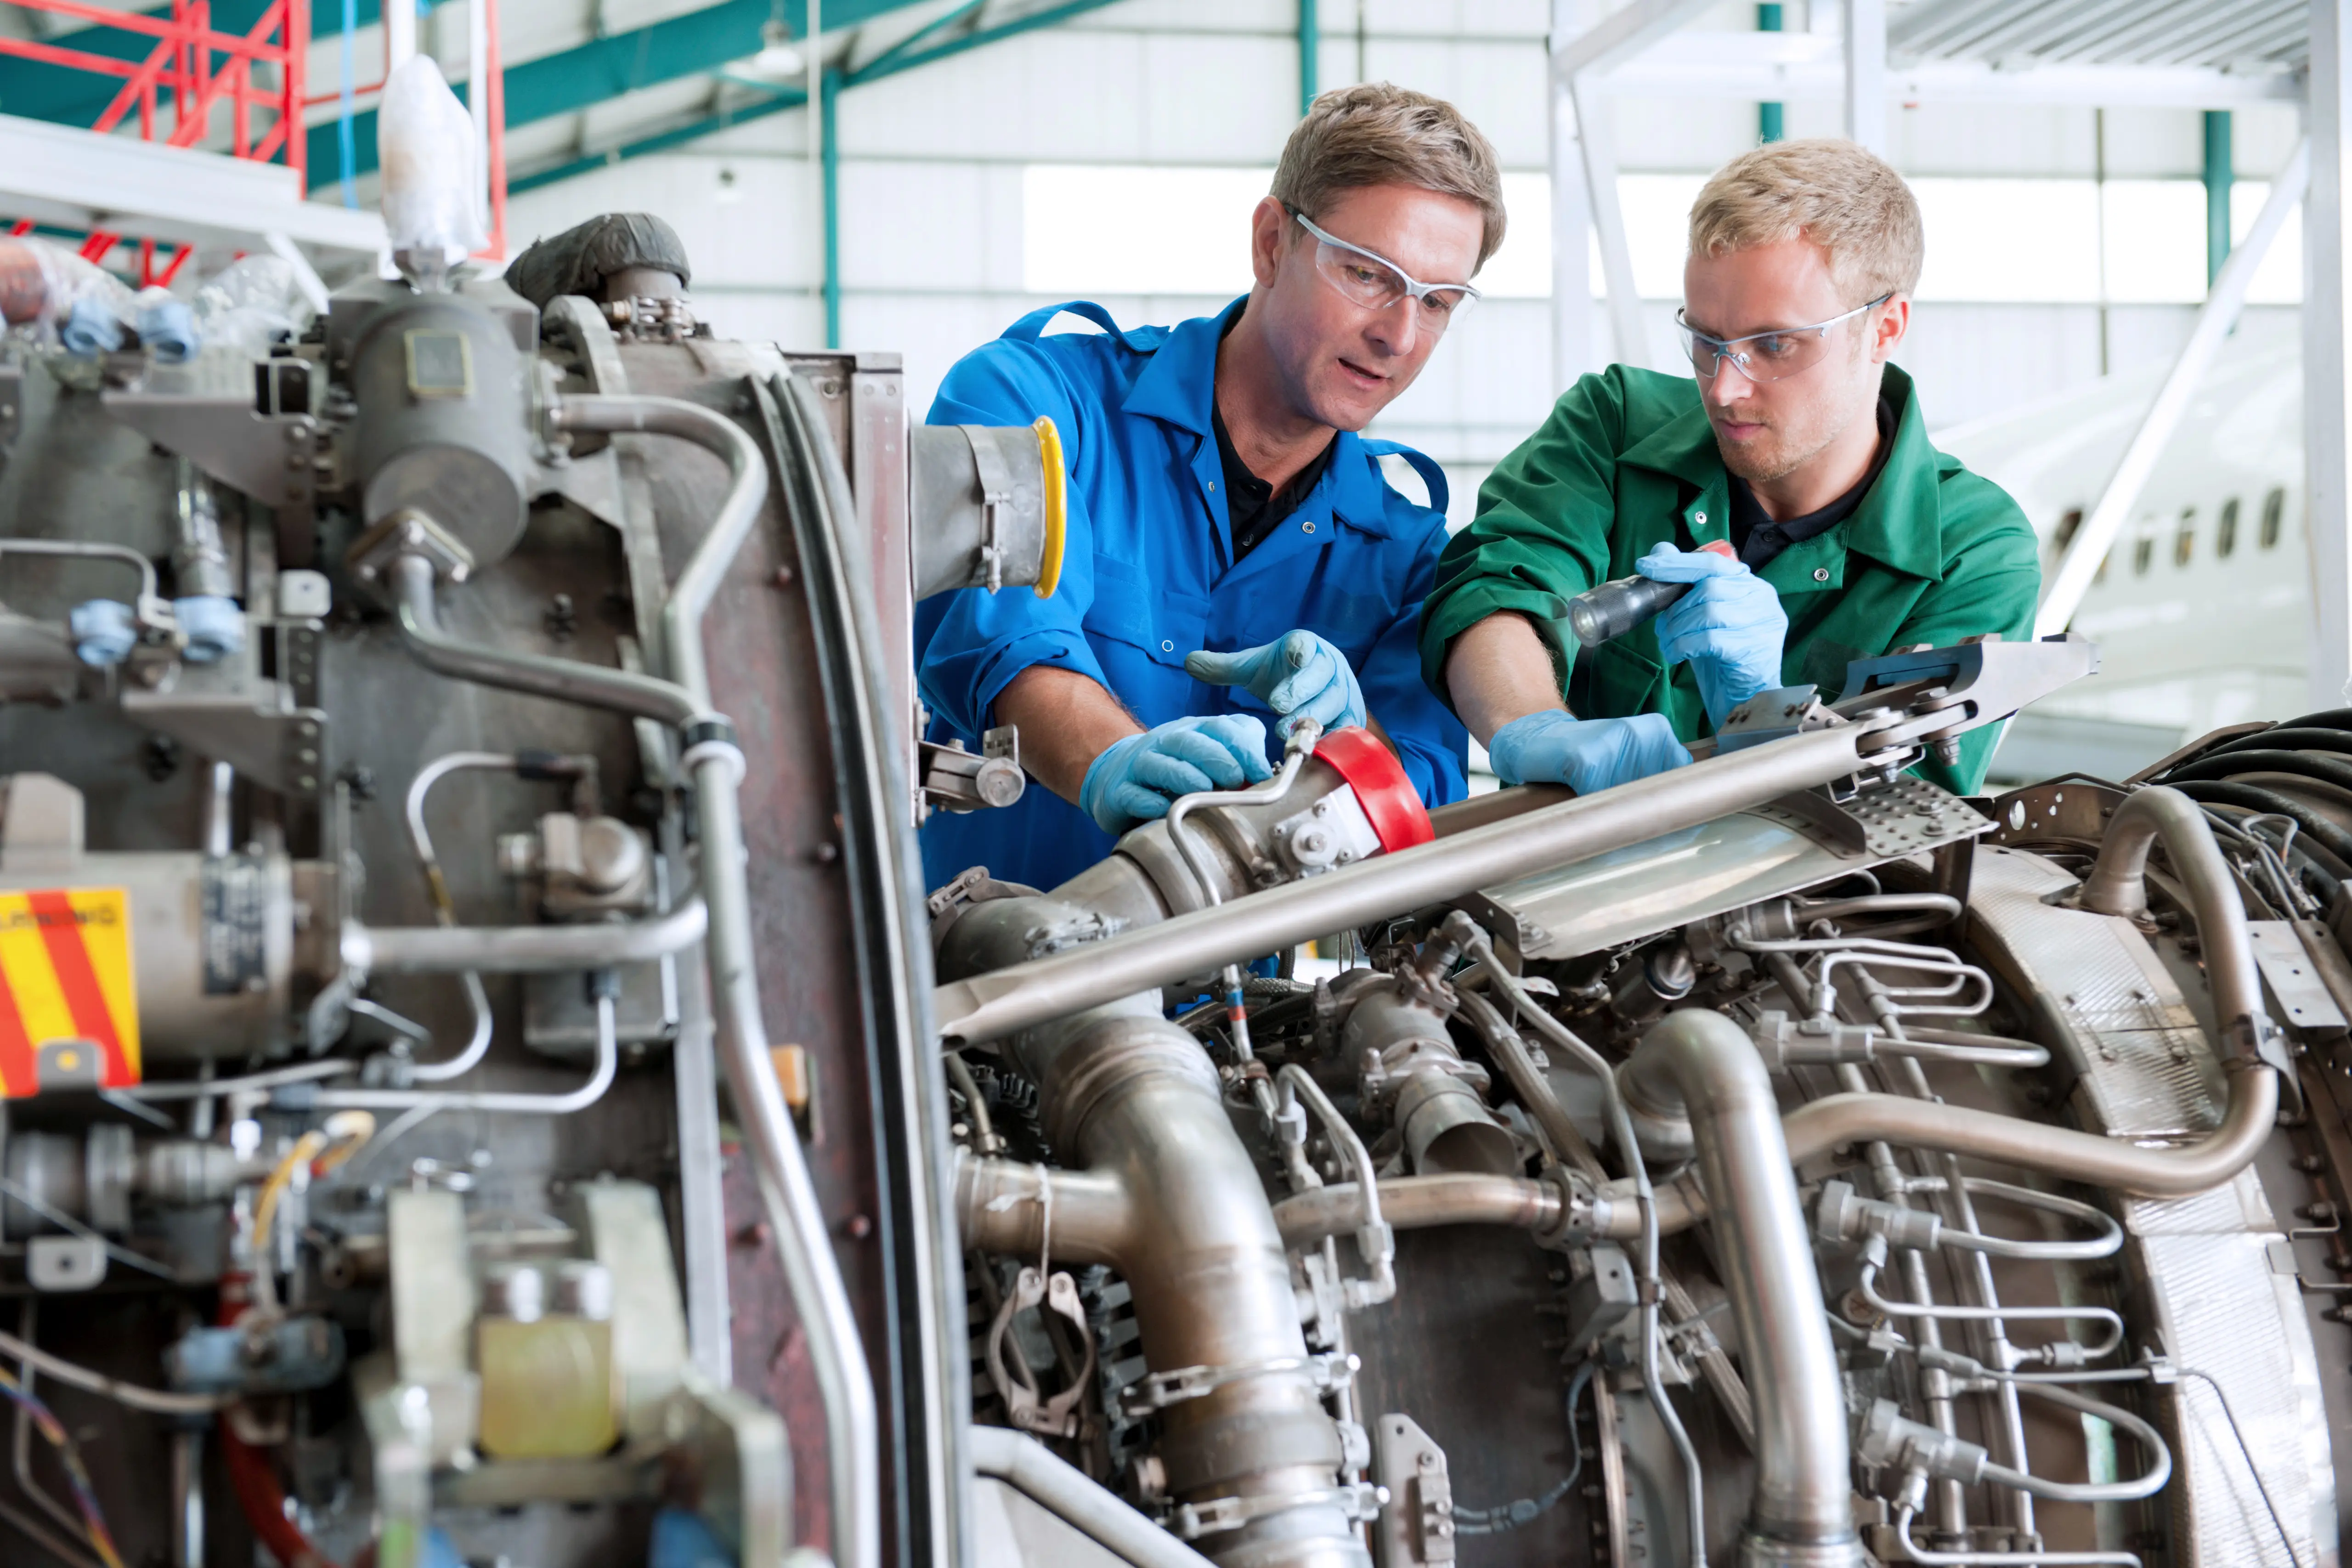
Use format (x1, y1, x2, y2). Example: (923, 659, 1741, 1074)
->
(11, 1, 2352, 1566)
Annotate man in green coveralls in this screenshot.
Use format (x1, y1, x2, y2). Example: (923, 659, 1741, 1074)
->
(1419, 138, 2040, 798)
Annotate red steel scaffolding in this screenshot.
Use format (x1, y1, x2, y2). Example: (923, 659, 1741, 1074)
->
(0, 0, 505, 279)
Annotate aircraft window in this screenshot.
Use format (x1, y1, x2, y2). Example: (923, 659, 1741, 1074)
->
(2133, 537, 2153, 576)
(2262, 487, 2286, 549)
(2053, 508, 2083, 554)
(2217, 498, 2239, 557)
(2174, 509, 2195, 568)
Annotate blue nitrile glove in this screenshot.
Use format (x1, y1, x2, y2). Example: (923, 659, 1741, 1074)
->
(67, 600, 136, 667)
(61, 296, 123, 357)
(172, 595, 246, 663)
(1079, 713, 1274, 835)
(1486, 709, 1690, 794)
(136, 294, 200, 363)
(1636, 542, 1790, 728)
(1184, 629, 1366, 738)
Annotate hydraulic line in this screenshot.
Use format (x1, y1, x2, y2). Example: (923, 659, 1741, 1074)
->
(384, 388, 876, 1568)
(2169, 780, 2352, 867)
(1453, 922, 1719, 1568)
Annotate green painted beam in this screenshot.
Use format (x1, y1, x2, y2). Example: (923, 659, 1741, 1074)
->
(2205, 109, 2233, 287)
(509, 0, 1121, 196)
(306, 0, 941, 189)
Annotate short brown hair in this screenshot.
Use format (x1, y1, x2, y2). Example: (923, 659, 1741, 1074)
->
(1272, 83, 1507, 271)
(1689, 138, 1923, 299)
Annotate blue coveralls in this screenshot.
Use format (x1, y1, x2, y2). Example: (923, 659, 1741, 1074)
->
(916, 296, 1469, 896)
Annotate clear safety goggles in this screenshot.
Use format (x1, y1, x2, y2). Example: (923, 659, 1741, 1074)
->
(1292, 210, 1481, 330)
(1675, 292, 1894, 383)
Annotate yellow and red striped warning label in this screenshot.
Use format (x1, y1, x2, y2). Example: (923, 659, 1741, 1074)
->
(0, 889, 141, 1096)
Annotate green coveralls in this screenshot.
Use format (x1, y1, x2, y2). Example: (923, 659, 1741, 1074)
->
(1418, 363, 2042, 795)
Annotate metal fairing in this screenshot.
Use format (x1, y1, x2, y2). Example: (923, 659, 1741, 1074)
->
(1965, 841, 2337, 1568)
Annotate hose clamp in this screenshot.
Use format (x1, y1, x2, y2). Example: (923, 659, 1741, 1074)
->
(1120, 1350, 1358, 1417)
(679, 718, 746, 789)
(1160, 1481, 1390, 1540)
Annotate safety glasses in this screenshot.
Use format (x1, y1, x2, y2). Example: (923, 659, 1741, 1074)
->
(1675, 292, 1894, 383)
(1292, 211, 1481, 329)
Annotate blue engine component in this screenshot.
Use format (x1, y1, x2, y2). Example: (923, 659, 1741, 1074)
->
(164, 1316, 346, 1395)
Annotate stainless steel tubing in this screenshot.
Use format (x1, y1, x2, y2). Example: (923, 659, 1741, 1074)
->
(313, 993, 618, 1115)
(2079, 786, 2270, 1043)
(379, 388, 878, 1568)
(344, 896, 707, 973)
(559, 390, 882, 1568)
(956, 1157, 1134, 1264)
(390, 552, 706, 726)
(1629, 790, 2284, 1236)
(939, 725, 1887, 1044)
(989, 1009, 1368, 1568)
(1270, 1174, 1561, 1251)
(968, 1426, 1221, 1568)
(1618, 1009, 1861, 1568)
(551, 394, 765, 717)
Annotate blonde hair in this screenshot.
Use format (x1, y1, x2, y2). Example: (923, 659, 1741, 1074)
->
(1272, 83, 1507, 270)
(1689, 138, 1923, 299)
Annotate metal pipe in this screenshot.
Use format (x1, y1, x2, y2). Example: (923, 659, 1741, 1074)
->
(2079, 787, 2271, 1050)
(379, 387, 877, 1568)
(562, 388, 881, 1568)
(939, 724, 1888, 1044)
(956, 1157, 1133, 1265)
(314, 992, 617, 1115)
(1618, 1009, 1860, 1566)
(1271, 1173, 1561, 1251)
(1632, 788, 2286, 1235)
(390, 552, 706, 727)
(984, 1010, 1368, 1568)
(969, 1425, 1219, 1568)
(551, 395, 767, 718)
(344, 895, 707, 973)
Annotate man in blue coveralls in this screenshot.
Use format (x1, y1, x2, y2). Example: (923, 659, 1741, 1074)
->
(917, 83, 1501, 894)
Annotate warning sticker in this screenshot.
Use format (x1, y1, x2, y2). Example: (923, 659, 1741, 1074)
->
(0, 889, 141, 1096)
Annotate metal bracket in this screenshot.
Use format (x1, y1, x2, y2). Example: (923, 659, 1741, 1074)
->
(959, 423, 1015, 592)
(920, 734, 1025, 815)
(984, 1266, 1096, 1439)
(1372, 1412, 1456, 1567)
(347, 510, 478, 589)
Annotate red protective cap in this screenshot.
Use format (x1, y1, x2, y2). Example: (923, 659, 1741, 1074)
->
(1314, 726, 1434, 854)
(1698, 539, 1736, 558)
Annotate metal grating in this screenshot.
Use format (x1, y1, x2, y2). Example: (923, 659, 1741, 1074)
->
(1888, 0, 2307, 70)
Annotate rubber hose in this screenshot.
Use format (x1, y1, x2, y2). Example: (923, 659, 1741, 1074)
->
(2166, 780, 2352, 868)
(2276, 708, 2352, 732)
(2199, 728, 2352, 764)
(2164, 749, 2352, 798)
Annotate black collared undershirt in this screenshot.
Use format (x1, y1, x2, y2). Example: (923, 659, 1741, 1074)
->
(1726, 393, 1896, 571)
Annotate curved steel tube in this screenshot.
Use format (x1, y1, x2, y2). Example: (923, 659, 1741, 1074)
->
(1270, 1173, 1560, 1251)
(390, 552, 707, 726)
(1628, 787, 2284, 1236)
(344, 896, 707, 974)
(375, 391, 877, 1568)
(1622, 1009, 1860, 1567)
(939, 725, 1891, 1044)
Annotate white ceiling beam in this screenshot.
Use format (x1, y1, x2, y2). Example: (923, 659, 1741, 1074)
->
(1551, 0, 1719, 80)
(1599, 34, 2301, 106)
(0, 113, 385, 255)
(2310, 0, 2352, 711)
